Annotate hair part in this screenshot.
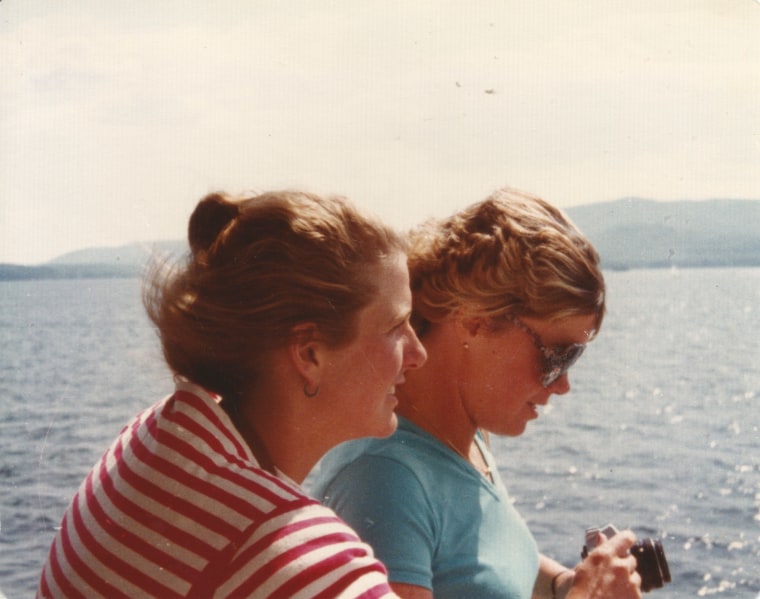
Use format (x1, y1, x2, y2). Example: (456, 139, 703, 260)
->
(407, 186, 605, 337)
(144, 190, 405, 398)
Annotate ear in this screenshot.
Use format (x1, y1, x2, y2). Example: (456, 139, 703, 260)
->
(457, 316, 483, 339)
(288, 323, 325, 386)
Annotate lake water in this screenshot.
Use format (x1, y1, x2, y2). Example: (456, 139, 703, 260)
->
(1, 269, 758, 598)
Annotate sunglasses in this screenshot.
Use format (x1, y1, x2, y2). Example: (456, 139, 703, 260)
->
(511, 317, 586, 387)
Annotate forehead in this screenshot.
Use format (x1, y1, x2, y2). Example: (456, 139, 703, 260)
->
(359, 253, 411, 319)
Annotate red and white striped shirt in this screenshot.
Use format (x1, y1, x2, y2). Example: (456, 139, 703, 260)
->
(37, 379, 396, 598)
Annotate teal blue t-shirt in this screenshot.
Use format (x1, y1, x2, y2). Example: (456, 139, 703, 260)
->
(310, 417, 540, 599)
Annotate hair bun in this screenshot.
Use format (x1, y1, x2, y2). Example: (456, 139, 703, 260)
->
(188, 193, 240, 255)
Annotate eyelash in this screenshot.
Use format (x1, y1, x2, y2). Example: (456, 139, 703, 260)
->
(392, 318, 410, 333)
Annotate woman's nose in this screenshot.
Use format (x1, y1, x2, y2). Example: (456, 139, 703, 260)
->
(548, 373, 571, 395)
(405, 329, 427, 370)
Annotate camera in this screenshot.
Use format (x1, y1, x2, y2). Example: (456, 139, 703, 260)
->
(582, 524, 671, 593)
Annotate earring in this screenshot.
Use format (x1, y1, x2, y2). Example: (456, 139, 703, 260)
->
(303, 382, 320, 398)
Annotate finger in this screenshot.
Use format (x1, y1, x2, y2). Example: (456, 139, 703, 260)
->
(630, 569, 642, 588)
(606, 529, 637, 554)
(624, 554, 638, 574)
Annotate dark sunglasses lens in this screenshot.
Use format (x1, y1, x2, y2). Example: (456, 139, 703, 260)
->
(563, 344, 585, 369)
(541, 344, 585, 387)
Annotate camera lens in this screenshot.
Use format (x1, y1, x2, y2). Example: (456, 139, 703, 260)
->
(630, 538, 671, 592)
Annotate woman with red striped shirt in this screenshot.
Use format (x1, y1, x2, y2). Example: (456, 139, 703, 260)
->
(37, 190, 427, 598)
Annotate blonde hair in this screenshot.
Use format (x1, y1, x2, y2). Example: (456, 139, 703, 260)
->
(144, 190, 404, 398)
(408, 187, 605, 337)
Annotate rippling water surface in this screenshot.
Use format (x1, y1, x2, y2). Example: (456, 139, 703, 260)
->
(1, 269, 758, 597)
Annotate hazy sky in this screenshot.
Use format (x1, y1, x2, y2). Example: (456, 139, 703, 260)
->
(2, 0, 759, 264)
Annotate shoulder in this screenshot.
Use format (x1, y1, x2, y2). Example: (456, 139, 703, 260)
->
(311, 420, 450, 499)
(199, 497, 396, 598)
(107, 384, 307, 528)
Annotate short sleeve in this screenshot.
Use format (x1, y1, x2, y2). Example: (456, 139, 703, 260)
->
(321, 454, 437, 590)
(191, 499, 396, 598)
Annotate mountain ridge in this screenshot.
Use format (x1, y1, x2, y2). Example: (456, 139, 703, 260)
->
(565, 197, 760, 269)
(2, 198, 759, 280)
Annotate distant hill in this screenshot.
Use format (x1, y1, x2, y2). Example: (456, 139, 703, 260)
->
(48, 239, 187, 266)
(565, 198, 760, 269)
(0, 240, 187, 281)
(1, 198, 758, 280)
(0, 262, 145, 281)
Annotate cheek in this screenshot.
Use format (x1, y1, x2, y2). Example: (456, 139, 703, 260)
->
(362, 339, 402, 382)
(483, 345, 523, 380)
(502, 346, 541, 383)
(385, 334, 407, 364)
(457, 350, 501, 397)
(469, 346, 536, 398)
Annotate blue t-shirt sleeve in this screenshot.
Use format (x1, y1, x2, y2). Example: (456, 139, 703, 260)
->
(320, 454, 437, 590)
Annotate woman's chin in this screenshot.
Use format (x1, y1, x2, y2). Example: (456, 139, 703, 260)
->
(372, 410, 398, 438)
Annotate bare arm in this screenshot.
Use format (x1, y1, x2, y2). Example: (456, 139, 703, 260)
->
(390, 582, 434, 599)
(392, 534, 639, 599)
(532, 554, 575, 599)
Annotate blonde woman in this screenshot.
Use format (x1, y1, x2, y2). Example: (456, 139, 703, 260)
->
(313, 187, 641, 599)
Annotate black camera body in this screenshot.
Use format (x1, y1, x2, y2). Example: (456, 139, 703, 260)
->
(582, 524, 671, 593)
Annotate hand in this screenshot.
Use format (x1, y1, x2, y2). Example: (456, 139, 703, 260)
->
(565, 529, 642, 599)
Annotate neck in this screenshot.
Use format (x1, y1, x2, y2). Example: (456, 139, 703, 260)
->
(396, 324, 477, 455)
(223, 391, 328, 485)
(395, 321, 493, 480)
(396, 373, 477, 464)
(398, 394, 492, 480)
(397, 393, 476, 458)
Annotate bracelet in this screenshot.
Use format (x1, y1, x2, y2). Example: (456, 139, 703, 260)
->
(551, 570, 570, 599)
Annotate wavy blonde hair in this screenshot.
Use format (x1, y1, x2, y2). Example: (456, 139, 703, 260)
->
(408, 187, 605, 337)
(144, 190, 404, 398)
